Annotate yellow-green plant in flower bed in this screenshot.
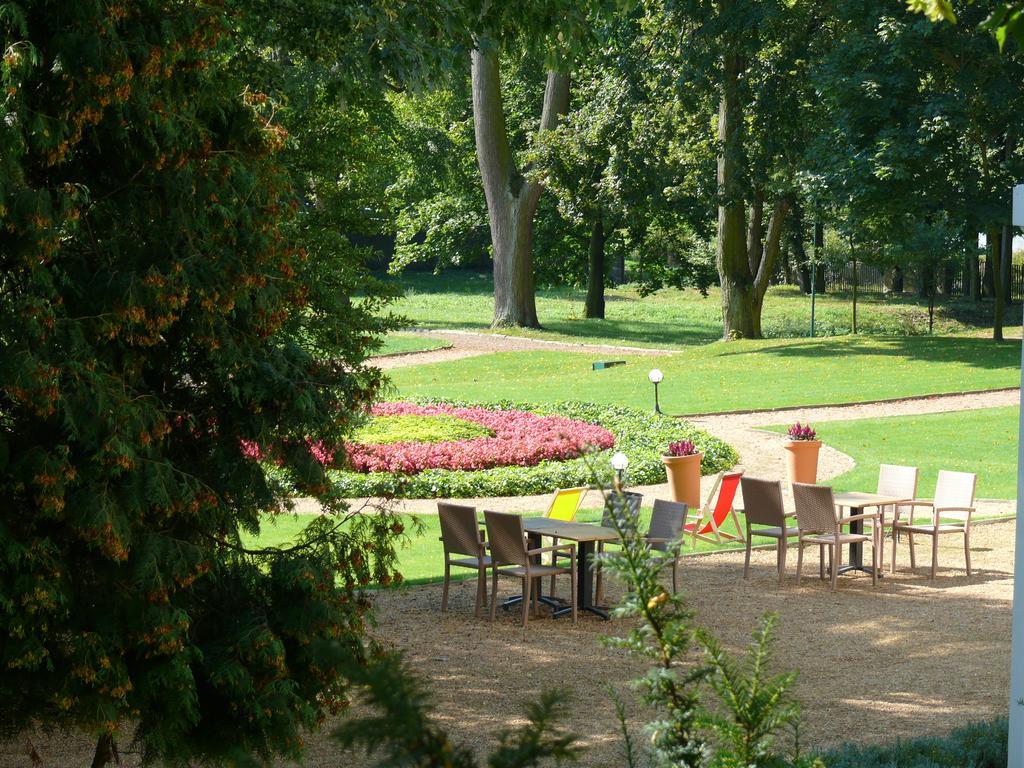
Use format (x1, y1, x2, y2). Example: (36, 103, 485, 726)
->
(350, 414, 493, 446)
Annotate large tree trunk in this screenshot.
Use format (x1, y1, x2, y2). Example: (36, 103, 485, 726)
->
(990, 227, 1005, 340)
(584, 214, 606, 319)
(716, 46, 757, 339)
(789, 204, 811, 293)
(471, 47, 569, 328)
(967, 251, 981, 300)
(1002, 223, 1014, 303)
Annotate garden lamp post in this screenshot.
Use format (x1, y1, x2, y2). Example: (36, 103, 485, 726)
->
(611, 451, 629, 492)
(648, 368, 664, 414)
(1008, 182, 1024, 768)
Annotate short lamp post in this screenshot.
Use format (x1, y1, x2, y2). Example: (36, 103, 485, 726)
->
(648, 368, 664, 414)
(610, 451, 629, 492)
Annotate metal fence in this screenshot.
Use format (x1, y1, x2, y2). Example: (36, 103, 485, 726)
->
(820, 261, 1024, 300)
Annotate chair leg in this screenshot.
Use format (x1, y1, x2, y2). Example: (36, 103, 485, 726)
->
(831, 543, 841, 591)
(743, 526, 752, 579)
(522, 576, 531, 627)
(964, 528, 972, 576)
(871, 530, 878, 587)
(819, 544, 826, 580)
(595, 542, 604, 605)
(891, 528, 898, 573)
(474, 568, 484, 618)
(570, 566, 578, 625)
(930, 533, 939, 580)
(672, 557, 679, 594)
(490, 570, 499, 621)
(778, 540, 787, 587)
(796, 541, 804, 585)
(442, 563, 450, 612)
(908, 531, 916, 569)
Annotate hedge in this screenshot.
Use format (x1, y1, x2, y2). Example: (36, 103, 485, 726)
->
(821, 718, 1007, 767)
(330, 399, 739, 499)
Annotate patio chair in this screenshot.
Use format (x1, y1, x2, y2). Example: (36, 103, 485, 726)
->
(594, 491, 644, 604)
(438, 502, 490, 617)
(544, 486, 587, 594)
(484, 510, 577, 626)
(890, 470, 976, 579)
(792, 483, 879, 591)
(596, 496, 688, 602)
(874, 463, 918, 573)
(685, 471, 745, 546)
(739, 477, 799, 586)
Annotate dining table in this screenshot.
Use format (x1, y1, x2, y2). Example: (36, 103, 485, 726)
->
(501, 517, 620, 620)
(831, 491, 912, 576)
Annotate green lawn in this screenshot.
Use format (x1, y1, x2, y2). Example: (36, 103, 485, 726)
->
(391, 270, 1021, 347)
(246, 505, 751, 586)
(376, 332, 449, 356)
(767, 406, 1019, 500)
(389, 335, 1020, 415)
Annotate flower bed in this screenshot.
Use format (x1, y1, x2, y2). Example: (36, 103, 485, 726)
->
(346, 402, 615, 473)
(331, 399, 738, 499)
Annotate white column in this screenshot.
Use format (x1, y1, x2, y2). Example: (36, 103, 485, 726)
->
(1009, 184, 1024, 768)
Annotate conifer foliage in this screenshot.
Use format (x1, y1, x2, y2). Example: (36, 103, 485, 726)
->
(0, 2, 397, 764)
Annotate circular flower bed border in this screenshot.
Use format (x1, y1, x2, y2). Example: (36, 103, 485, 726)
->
(330, 399, 739, 499)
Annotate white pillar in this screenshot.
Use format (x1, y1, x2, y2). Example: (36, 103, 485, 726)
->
(1009, 184, 1024, 768)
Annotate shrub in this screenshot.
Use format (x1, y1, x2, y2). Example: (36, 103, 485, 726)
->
(666, 439, 698, 457)
(821, 718, 1008, 767)
(787, 422, 817, 441)
(329, 400, 739, 498)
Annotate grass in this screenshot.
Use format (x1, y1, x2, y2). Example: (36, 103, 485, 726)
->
(389, 335, 1021, 415)
(766, 406, 1020, 500)
(390, 270, 1022, 347)
(821, 717, 1007, 767)
(376, 332, 449, 356)
(245, 505, 750, 586)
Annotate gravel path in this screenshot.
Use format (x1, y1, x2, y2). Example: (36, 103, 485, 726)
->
(14, 518, 1013, 767)
(370, 328, 675, 370)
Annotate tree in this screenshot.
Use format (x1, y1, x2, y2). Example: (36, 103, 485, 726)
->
(657, 0, 818, 338)
(466, 2, 614, 328)
(0, 1, 462, 764)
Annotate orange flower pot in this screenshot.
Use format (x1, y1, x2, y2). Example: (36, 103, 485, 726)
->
(783, 440, 821, 485)
(662, 452, 703, 509)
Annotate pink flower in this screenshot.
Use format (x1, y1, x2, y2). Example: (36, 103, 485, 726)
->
(345, 403, 615, 474)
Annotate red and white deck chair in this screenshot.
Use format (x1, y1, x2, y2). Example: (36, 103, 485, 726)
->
(684, 470, 745, 546)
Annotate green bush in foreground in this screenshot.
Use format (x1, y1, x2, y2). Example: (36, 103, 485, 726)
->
(330, 400, 739, 498)
(821, 717, 1007, 767)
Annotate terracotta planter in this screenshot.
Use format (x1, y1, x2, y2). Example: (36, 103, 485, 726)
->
(662, 452, 703, 509)
(783, 440, 821, 485)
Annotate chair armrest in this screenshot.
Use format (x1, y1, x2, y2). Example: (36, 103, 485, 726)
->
(901, 500, 934, 508)
(527, 544, 576, 556)
(934, 506, 975, 513)
(783, 511, 798, 518)
(644, 536, 673, 545)
(839, 512, 879, 524)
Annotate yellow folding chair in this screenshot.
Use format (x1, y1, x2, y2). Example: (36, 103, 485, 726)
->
(545, 486, 587, 521)
(544, 487, 588, 594)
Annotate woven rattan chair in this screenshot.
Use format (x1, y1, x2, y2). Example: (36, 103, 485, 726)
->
(594, 492, 643, 603)
(874, 464, 918, 573)
(891, 470, 976, 579)
(645, 499, 689, 594)
(596, 496, 687, 602)
(792, 483, 879, 591)
(740, 477, 799, 586)
(484, 510, 577, 626)
(438, 502, 490, 617)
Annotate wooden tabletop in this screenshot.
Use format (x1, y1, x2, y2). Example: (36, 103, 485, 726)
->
(522, 517, 620, 543)
(832, 491, 911, 509)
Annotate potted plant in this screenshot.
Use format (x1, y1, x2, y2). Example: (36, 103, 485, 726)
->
(662, 439, 703, 509)
(783, 422, 821, 485)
